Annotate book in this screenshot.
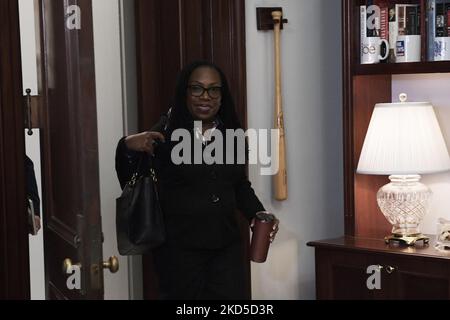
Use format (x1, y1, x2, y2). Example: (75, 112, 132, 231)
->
(366, 1, 381, 37)
(361, 5, 367, 40)
(446, 3, 450, 35)
(396, 4, 420, 36)
(428, 0, 437, 60)
(436, 2, 447, 36)
(406, 6, 420, 35)
(379, 3, 390, 62)
(398, 5, 406, 35)
(389, 4, 398, 62)
(380, 5, 390, 41)
(427, 0, 449, 60)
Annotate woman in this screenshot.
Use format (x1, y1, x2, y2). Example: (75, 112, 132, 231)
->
(116, 61, 279, 300)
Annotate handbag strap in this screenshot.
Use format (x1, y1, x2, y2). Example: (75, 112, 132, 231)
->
(130, 153, 157, 186)
(128, 113, 167, 186)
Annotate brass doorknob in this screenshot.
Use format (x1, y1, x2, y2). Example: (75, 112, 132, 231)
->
(63, 258, 81, 274)
(103, 256, 119, 273)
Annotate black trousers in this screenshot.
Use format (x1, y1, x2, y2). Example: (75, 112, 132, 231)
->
(153, 241, 248, 300)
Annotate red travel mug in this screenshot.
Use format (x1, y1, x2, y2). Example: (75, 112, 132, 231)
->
(250, 212, 276, 263)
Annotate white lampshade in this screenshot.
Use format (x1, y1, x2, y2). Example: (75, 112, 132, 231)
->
(357, 94, 450, 175)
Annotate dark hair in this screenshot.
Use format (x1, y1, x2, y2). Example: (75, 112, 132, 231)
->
(168, 61, 242, 132)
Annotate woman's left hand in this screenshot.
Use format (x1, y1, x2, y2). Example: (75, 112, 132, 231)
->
(250, 217, 280, 243)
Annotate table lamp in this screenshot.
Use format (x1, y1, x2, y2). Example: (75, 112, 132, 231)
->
(357, 93, 450, 245)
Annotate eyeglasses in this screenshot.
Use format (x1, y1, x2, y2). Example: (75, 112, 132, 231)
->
(188, 85, 222, 99)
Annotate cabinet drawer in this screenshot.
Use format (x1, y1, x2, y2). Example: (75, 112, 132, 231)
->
(315, 248, 391, 299)
(314, 247, 450, 300)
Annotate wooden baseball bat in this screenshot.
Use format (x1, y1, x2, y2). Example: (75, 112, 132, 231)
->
(272, 11, 288, 201)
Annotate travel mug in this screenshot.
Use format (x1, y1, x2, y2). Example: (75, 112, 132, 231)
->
(250, 212, 276, 263)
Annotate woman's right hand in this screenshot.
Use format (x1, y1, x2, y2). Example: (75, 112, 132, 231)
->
(125, 131, 166, 155)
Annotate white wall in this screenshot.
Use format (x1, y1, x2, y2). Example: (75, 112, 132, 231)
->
(92, 0, 132, 300)
(245, 0, 344, 299)
(19, 0, 45, 301)
(117, 0, 144, 300)
(392, 75, 450, 234)
(25, 131, 45, 300)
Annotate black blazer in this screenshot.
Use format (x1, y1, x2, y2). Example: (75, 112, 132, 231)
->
(115, 119, 265, 249)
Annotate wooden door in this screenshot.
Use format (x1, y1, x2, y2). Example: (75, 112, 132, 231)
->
(135, 0, 248, 129)
(135, 0, 249, 299)
(36, 0, 104, 299)
(0, 0, 30, 300)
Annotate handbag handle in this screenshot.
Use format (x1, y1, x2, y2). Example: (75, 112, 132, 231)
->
(129, 154, 157, 186)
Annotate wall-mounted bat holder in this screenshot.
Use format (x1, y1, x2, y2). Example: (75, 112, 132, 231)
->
(256, 7, 288, 31)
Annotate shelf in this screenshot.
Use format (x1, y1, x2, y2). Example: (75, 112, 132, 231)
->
(308, 236, 450, 260)
(354, 61, 450, 75)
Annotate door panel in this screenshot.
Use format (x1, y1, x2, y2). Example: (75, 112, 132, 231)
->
(0, 0, 30, 300)
(36, 0, 103, 299)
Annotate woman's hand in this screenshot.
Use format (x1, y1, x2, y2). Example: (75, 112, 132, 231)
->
(125, 132, 166, 155)
(250, 217, 280, 243)
(269, 218, 280, 243)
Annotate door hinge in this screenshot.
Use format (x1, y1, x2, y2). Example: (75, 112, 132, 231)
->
(23, 89, 41, 134)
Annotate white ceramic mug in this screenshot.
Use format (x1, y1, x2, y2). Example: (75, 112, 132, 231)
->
(361, 37, 390, 64)
(434, 37, 450, 61)
(395, 35, 421, 63)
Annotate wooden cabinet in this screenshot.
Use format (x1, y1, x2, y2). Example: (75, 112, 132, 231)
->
(308, 237, 450, 300)
(308, 0, 450, 299)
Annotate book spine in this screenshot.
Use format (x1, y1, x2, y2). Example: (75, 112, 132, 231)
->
(446, 3, 450, 36)
(380, 6, 389, 40)
(397, 4, 407, 36)
(366, 0, 375, 37)
(417, 5, 421, 35)
(436, 2, 446, 37)
(406, 6, 419, 35)
(361, 5, 367, 40)
(389, 4, 398, 62)
(428, 0, 436, 60)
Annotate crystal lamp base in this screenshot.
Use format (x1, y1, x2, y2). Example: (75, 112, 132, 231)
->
(377, 175, 432, 245)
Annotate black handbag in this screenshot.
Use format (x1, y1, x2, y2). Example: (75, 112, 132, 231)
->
(116, 155, 166, 255)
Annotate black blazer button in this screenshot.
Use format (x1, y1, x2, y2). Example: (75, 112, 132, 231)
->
(211, 194, 220, 204)
(210, 171, 218, 180)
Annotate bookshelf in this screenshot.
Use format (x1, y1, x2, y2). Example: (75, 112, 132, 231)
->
(343, 0, 450, 238)
(307, 0, 450, 300)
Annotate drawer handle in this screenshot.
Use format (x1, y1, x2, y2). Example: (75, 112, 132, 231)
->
(386, 266, 396, 274)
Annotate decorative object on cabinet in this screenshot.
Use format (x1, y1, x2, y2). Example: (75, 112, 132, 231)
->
(357, 93, 450, 245)
(436, 218, 450, 250)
